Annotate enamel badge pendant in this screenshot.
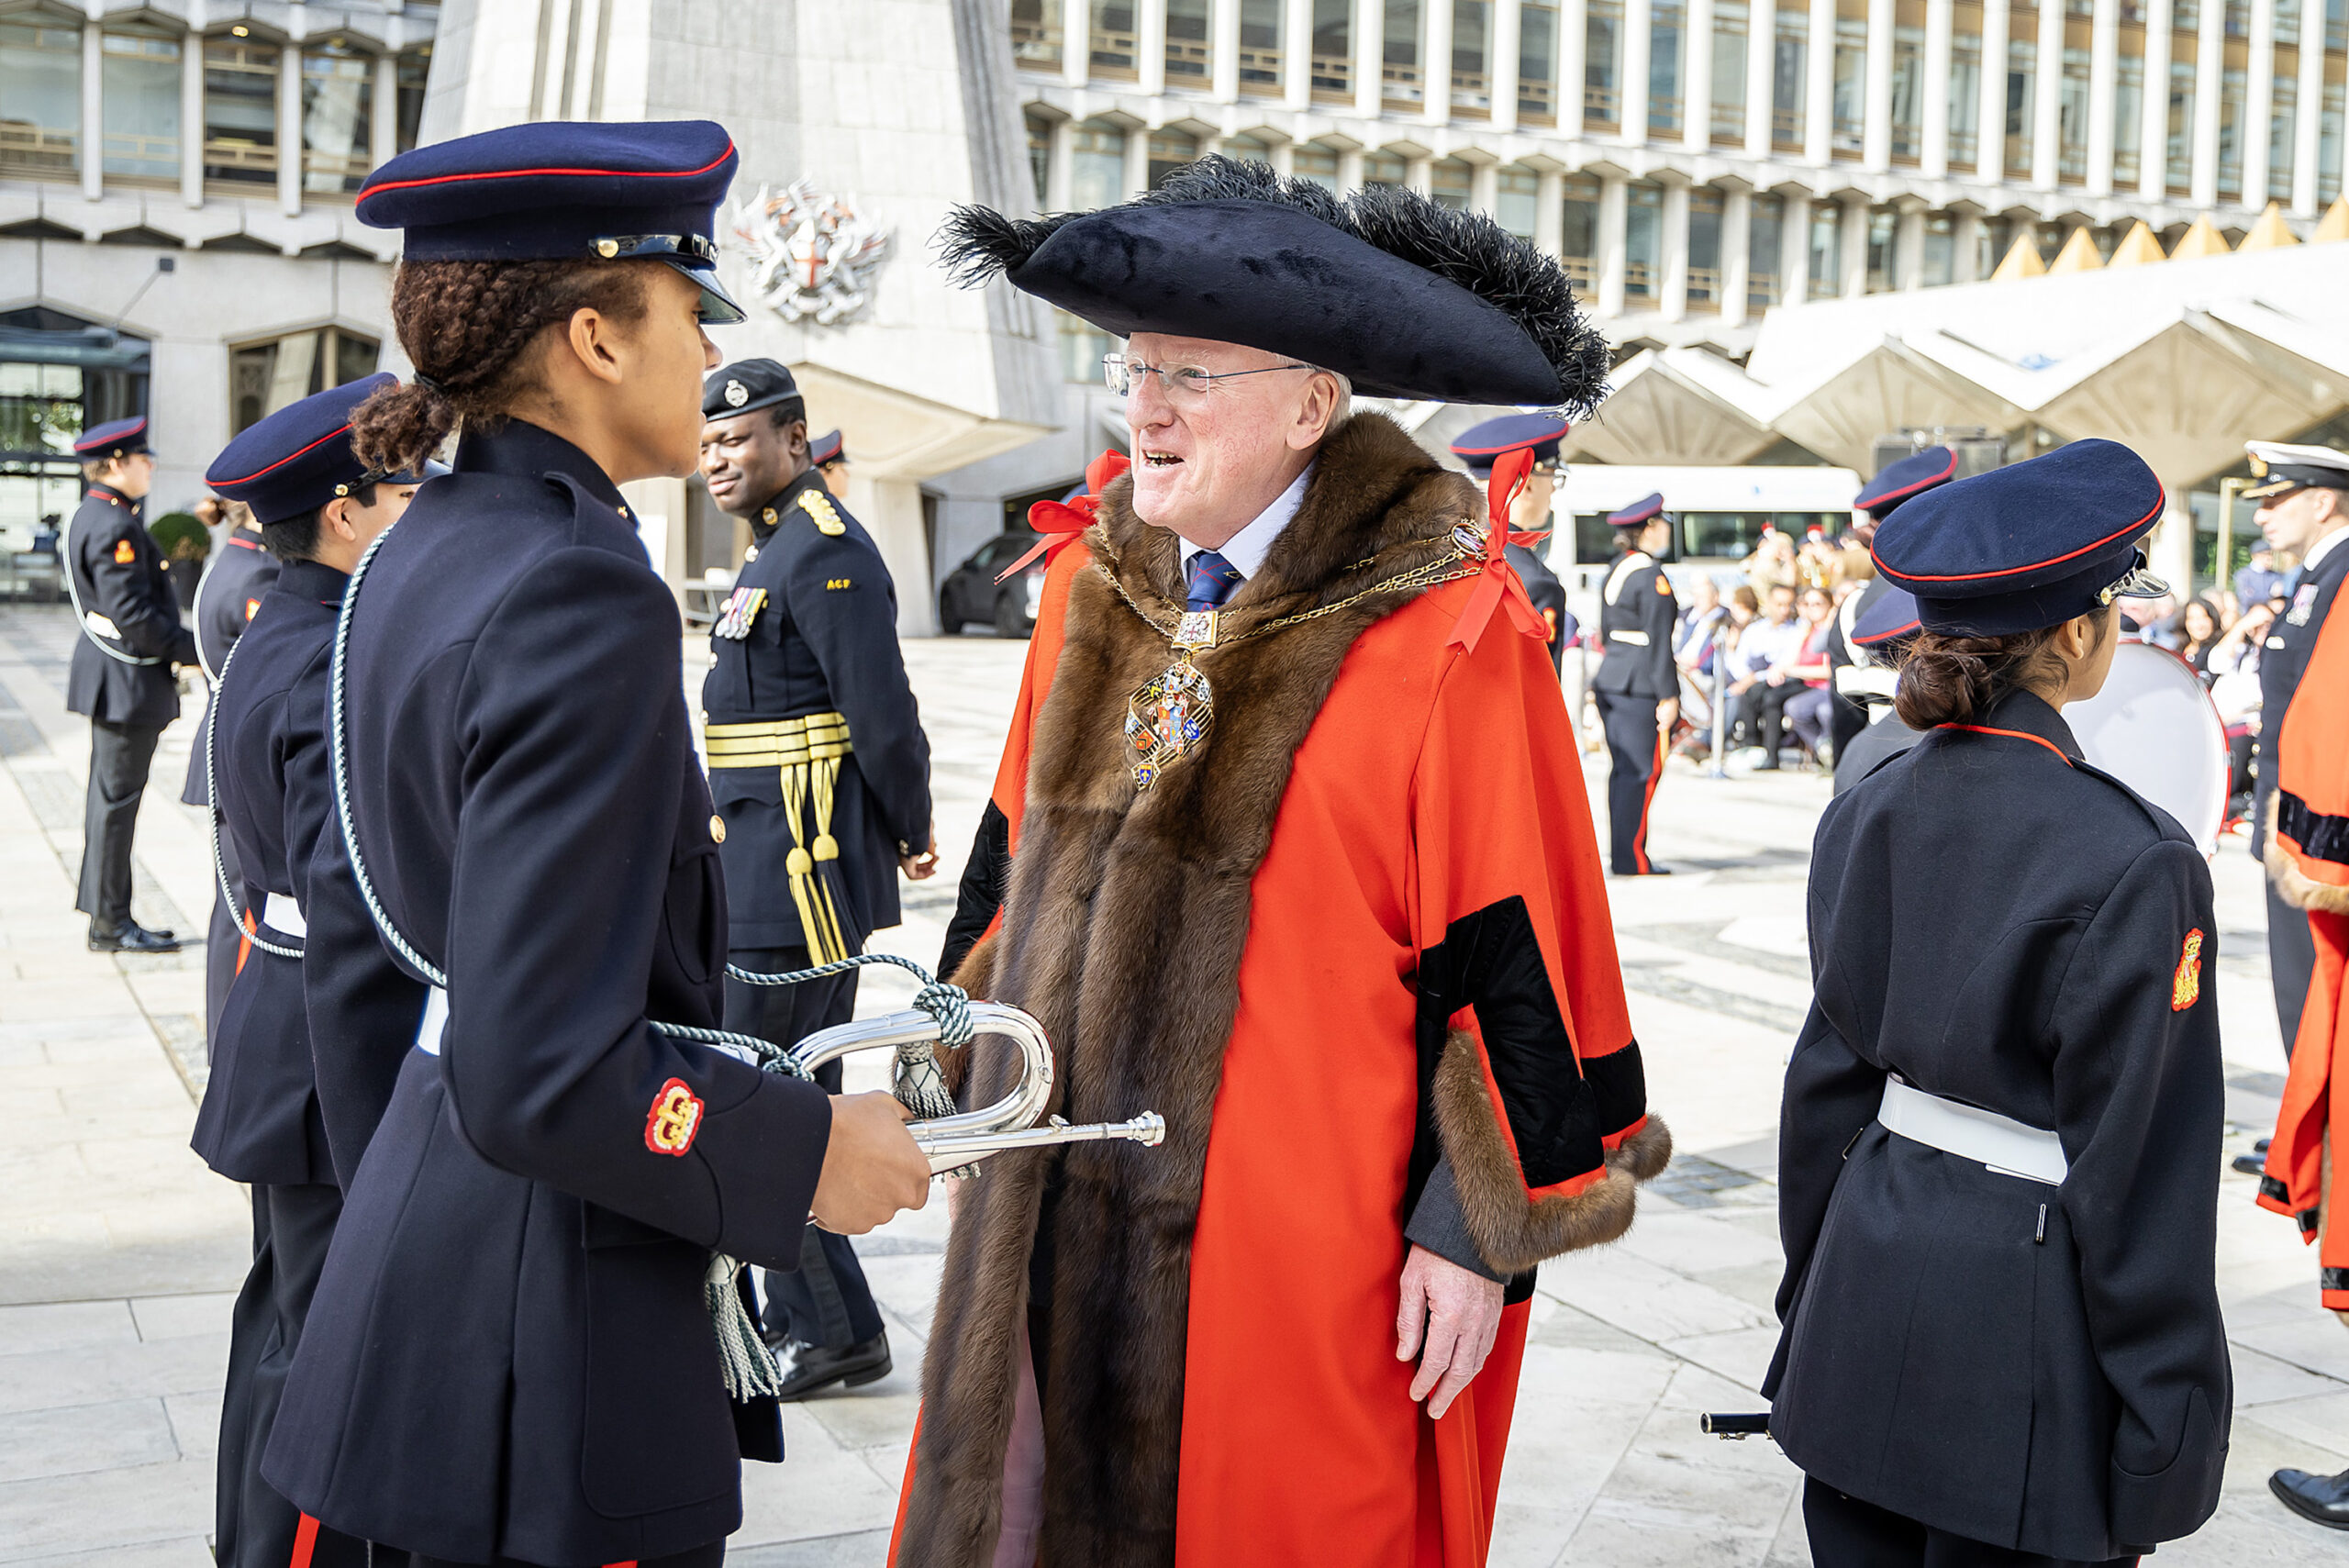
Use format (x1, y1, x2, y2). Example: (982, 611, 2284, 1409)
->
(1125, 610, 1219, 791)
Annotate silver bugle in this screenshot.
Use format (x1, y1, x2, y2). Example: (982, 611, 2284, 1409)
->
(786, 1001, 1166, 1173)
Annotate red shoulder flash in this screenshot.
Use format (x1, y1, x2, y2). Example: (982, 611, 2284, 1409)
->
(644, 1077, 705, 1155)
(113, 539, 136, 564)
(2171, 929, 2204, 1011)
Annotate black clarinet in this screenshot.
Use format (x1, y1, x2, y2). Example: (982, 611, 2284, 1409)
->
(1700, 1411, 1774, 1440)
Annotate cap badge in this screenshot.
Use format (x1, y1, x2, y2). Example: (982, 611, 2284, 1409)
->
(724, 379, 749, 408)
(2171, 928, 2204, 1011)
(729, 177, 894, 328)
(2249, 452, 2269, 477)
(644, 1077, 705, 1156)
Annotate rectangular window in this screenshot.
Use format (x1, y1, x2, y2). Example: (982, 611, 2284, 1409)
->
(1809, 200, 1842, 296)
(1293, 142, 1341, 190)
(205, 36, 280, 185)
(2166, 57, 2195, 189)
(2329, 0, 2346, 50)
(1363, 149, 1408, 185)
(1058, 310, 1114, 384)
(1947, 29, 1983, 164)
(2224, 0, 2248, 36)
(1091, 0, 1138, 76)
(1520, 2, 1560, 121)
(302, 42, 373, 195)
(1651, 0, 1686, 134)
(2173, 0, 2199, 29)
(2113, 51, 2143, 184)
(1866, 206, 1897, 291)
(2216, 64, 2244, 197)
(1025, 111, 1052, 204)
(1166, 0, 1211, 79)
(1239, 0, 1284, 89)
(1011, 0, 1064, 70)
(1561, 172, 1601, 290)
(1687, 187, 1725, 310)
(0, 18, 83, 177)
(1923, 212, 1955, 284)
(2057, 45, 2090, 180)
(1431, 156, 1475, 207)
(1385, 0, 1424, 104)
(229, 328, 380, 434)
(1749, 192, 1785, 306)
(1146, 129, 1197, 189)
(1587, 0, 1625, 125)
(1774, 8, 1809, 146)
(1068, 120, 1127, 207)
(1453, 0, 1493, 113)
(2271, 74, 2298, 198)
(2004, 35, 2036, 176)
(1713, 1, 1751, 139)
(395, 50, 429, 153)
(1496, 164, 1541, 237)
(1311, 0, 1352, 96)
(2277, 0, 2302, 44)
(1832, 17, 1867, 155)
(1625, 182, 1662, 299)
(102, 28, 182, 183)
(1891, 24, 1927, 158)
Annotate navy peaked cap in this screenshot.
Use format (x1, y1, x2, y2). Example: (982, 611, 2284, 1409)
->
(1855, 446, 1958, 517)
(206, 374, 427, 526)
(704, 360, 802, 421)
(811, 429, 845, 466)
(2244, 439, 2349, 499)
(1609, 493, 1665, 528)
(74, 417, 149, 459)
(1450, 412, 1569, 477)
(356, 120, 745, 324)
(1872, 439, 2169, 637)
(1852, 584, 1922, 647)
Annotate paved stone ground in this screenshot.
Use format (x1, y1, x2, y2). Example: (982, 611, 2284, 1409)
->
(0, 601, 2343, 1565)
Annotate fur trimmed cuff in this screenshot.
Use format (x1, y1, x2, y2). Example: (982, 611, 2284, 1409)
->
(1431, 1029, 1670, 1273)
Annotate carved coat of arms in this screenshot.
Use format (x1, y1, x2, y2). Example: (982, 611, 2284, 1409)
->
(730, 178, 893, 327)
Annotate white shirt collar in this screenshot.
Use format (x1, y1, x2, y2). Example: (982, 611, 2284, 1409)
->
(2304, 526, 2349, 573)
(1178, 463, 1313, 584)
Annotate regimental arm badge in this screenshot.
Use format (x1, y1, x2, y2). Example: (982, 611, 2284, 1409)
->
(713, 586, 768, 640)
(113, 538, 136, 564)
(644, 1077, 705, 1156)
(2172, 928, 2205, 1011)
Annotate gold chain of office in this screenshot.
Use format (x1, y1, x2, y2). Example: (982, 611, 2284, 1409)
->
(1096, 527, 1486, 653)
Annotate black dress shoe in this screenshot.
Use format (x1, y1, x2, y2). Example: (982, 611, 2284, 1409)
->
(88, 922, 181, 954)
(2271, 1465, 2349, 1528)
(768, 1330, 891, 1400)
(2234, 1152, 2270, 1175)
(2258, 1138, 2273, 1154)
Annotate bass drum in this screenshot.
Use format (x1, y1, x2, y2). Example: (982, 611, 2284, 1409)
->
(2065, 639, 2230, 860)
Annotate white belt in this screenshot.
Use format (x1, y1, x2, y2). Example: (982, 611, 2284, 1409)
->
(261, 892, 306, 938)
(416, 984, 448, 1056)
(1609, 629, 1652, 646)
(1877, 1074, 2068, 1185)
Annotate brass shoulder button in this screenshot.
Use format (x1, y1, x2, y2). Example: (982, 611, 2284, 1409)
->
(618, 505, 631, 519)
(743, 545, 760, 562)
(762, 507, 777, 528)
(709, 814, 727, 844)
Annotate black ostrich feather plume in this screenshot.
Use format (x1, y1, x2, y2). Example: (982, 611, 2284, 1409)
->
(934, 154, 1611, 417)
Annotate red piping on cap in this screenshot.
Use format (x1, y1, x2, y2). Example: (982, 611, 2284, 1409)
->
(1859, 448, 1959, 509)
(1875, 484, 2164, 584)
(1452, 430, 1571, 455)
(357, 144, 738, 203)
(1853, 617, 1921, 645)
(210, 423, 352, 486)
(72, 417, 147, 453)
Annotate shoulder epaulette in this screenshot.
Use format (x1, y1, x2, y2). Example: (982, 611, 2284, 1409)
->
(799, 491, 846, 537)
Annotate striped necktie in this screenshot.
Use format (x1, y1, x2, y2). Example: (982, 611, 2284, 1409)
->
(1186, 550, 1244, 611)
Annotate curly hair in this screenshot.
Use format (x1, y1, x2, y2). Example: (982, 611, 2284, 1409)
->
(351, 258, 655, 475)
(1893, 606, 2113, 729)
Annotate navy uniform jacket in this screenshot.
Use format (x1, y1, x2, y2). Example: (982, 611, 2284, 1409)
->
(265, 421, 832, 1567)
(64, 484, 196, 728)
(1591, 549, 1676, 698)
(179, 531, 280, 806)
(188, 560, 343, 1187)
(1506, 541, 1570, 675)
(703, 468, 930, 951)
(1829, 708, 1921, 795)
(1767, 690, 2228, 1558)
(2254, 533, 2349, 856)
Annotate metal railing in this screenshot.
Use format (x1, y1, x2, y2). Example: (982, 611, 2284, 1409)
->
(1712, 101, 1746, 137)
(1164, 37, 1210, 77)
(1090, 28, 1139, 75)
(1519, 79, 1558, 121)
(1586, 85, 1621, 123)
(1650, 94, 1685, 134)
(0, 125, 78, 175)
(1238, 45, 1281, 87)
(1772, 106, 1803, 147)
(1748, 271, 1781, 308)
(203, 138, 277, 178)
(1383, 61, 1423, 102)
(1309, 52, 1352, 95)
(101, 130, 179, 176)
(1686, 266, 1722, 310)
(1562, 255, 1598, 289)
(304, 148, 371, 186)
(1452, 69, 1492, 112)
(1011, 20, 1063, 67)
(1947, 128, 1978, 164)
(1625, 260, 1656, 298)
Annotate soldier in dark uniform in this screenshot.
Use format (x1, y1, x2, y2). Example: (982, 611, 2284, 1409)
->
(182, 500, 280, 1048)
(2246, 440, 2349, 1062)
(63, 416, 198, 952)
(1591, 494, 1677, 875)
(1823, 447, 1957, 765)
(1828, 584, 1924, 795)
(261, 120, 932, 1568)
(697, 358, 936, 1397)
(195, 373, 426, 1568)
(1772, 439, 2229, 1565)
(809, 427, 849, 495)
(1449, 412, 1573, 675)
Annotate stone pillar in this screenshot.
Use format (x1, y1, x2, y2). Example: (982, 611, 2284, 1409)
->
(2032, 0, 2062, 188)
(1424, 0, 1453, 122)
(1721, 183, 1753, 322)
(1067, 0, 1094, 85)
(1923, 0, 1954, 174)
(1977, 0, 2008, 182)
(1048, 117, 1077, 207)
(2295, 0, 2324, 211)
(1339, 143, 1366, 188)
(1285, 0, 1315, 107)
(373, 51, 399, 171)
(1536, 164, 1567, 252)
(181, 34, 205, 207)
(1686, 0, 1716, 148)
(1561, 0, 1589, 132)
(1623, 0, 1655, 139)
(1355, 0, 1385, 117)
(1954, 206, 1984, 276)
(2087, 0, 2118, 194)
(81, 21, 103, 202)
(1747, 0, 1776, 150)
(1122, 118, 1151, 195)
(1492, 0, 1524, 129)
(1407, 152, 1434, 192)
(2139, 0, 2171, 197)
(2153, 487, 2195, 596)
(279, 39, 304, 217)
(1598, 171, 1630, 314)
(1213, 0, 1241, 98)
(1840, 193, 1869, 294)
(1141, 0, 1170, 92)
(2242, 0, 2274, 206)
(1660, 179, 1691, 317)
(2191, 0, 2221, 206)
(1472, 159, 1502, 208)
(1864, 0, 1895, 169)
(1806, 0, 1836, 161)
(1896, 200, 1926, 285)
(1783, 188, 1814, 300)
(1270, 136, 1297, 173)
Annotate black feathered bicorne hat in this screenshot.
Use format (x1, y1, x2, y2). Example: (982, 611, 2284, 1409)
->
(938, 157, 1610, 412)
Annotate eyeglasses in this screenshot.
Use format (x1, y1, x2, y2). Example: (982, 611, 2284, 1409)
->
(1103, 354, 1317, 400)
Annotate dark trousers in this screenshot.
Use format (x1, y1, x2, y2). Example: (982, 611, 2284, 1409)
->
(76, 719, 161, 929)
(1804, 1478, 2137, 1568)
(1749, 680, 1802, 765)
(1594, 691, 1664, 875)
(1829, 684, 1869, 763)
(725, 945, 884, 1349)
(376, 1545, 723, 1568)
(219, 1183, 366, 1568)
(2271, 875, 2319, 1059)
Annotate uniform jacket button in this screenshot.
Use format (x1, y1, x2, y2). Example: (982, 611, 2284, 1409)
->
(710, 814, 727, 844)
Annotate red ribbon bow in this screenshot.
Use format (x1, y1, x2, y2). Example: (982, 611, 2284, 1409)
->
(1447, 445, 1551, 653)
(997, 450, 1132, 583)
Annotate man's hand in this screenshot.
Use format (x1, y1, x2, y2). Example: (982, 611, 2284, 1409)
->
(810, 1092, 930, 1234)
(1395, 1244, 1505, 1420)
(1657, 698, 1679, 733)
(900, 832, 940, 881)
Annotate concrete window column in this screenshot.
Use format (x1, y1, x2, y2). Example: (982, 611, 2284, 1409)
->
(1560, 0, 1589, 133)
(1623, 0, 1655, 139)
(1953, 206, 1984, 275)
(2138, 0, 2171, 197)
(1806, 0, 1838, 161)
(1213, 0, 1242, 97)
(1472, 159, 1503, 207)
(1122, 119, 1152, 195)
(1598, 172, 1631, 314)
(1141, 0, 1171, 93)
(1338, 143, 1367, 188)
(1976, 0, 2009, 180)
(1066, 1, 1094, 85)
(1721, 183, 1753, 323)
(1745, 0, 1776, 150)
(1424, 0, 1454, 122)
(1270, 136, 1297, 174)
(1659, 180, 1692, 317)
(2294, 0, 2323, 210)
(1535, 165, 1567, 252)
(1865, 0, 1897, 168)
(1284, 0, 1315, 106)
(1685, 0, 1716, 148)
(371, 51, 398, 172)
(278, 40, 303, 217)
(2032, 0, 2063, 187)
(1355, 0, 1385, 117)
(1492, 0, 1525, 129)
(2087, 0, 2119, 193)
(2190, 0, 2221, 206)
(1047, 117, 1079, 208)
(2242, 0, 2274, 205)
(1781, 189, 1814, 300)
(180, 32, 205, 207)
(1896, 201, 1927, 284)
(80, 22, 103, 202)
(1922, 0, 1954, 172)
(1840, 194, 1869, 294)
(1406, 152, 1435, 192)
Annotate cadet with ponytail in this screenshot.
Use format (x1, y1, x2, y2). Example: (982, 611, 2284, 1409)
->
(1766, 439, 2232, 1566)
